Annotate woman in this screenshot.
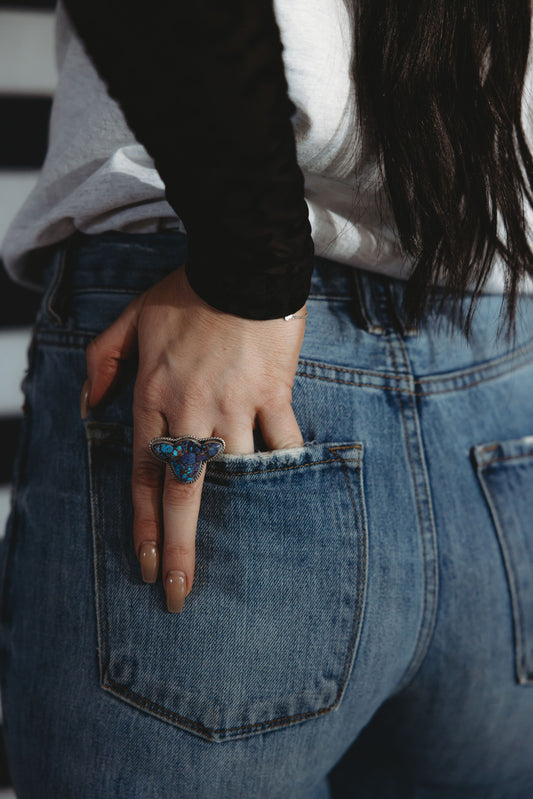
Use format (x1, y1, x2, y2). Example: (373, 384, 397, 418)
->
(1, 0, 533, 796)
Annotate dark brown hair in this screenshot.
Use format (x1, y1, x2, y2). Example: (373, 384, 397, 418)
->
(354, 0, 533, 332)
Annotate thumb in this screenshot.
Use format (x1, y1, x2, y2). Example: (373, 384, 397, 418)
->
(82, 296, 141, 415)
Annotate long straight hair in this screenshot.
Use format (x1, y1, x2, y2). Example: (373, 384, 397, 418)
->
(354, 0, 533, 331)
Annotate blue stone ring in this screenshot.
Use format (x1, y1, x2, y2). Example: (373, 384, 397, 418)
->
(149, 435, 226, 484)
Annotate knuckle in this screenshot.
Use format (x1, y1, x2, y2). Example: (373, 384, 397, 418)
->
(179, 382, 208, 415)
(262, 383, 293, 409)
(134, 512, 159, 529)
(135, 374, 163, 410)
(217, 384, 250, 419)
(165, 542, 194, 562)
(133, 517, 160, 542)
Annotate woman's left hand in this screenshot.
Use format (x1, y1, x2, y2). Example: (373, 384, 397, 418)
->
(81, 265, 306, 612)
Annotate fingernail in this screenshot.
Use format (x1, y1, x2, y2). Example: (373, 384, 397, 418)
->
(166, 571, 187, 613)
(138, 541, 159, 583)
(80, 378, 91, 420)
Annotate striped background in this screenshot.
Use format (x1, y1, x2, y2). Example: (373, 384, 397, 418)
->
(0, 0, 57, 789)
(0, 2, 56, 544)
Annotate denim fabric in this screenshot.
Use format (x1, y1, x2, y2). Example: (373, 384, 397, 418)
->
(1, 230, 533, 798)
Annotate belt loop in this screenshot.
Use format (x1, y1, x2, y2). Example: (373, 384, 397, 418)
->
(351, 269, 420, 336)
(350, 269, 389, 334)
(43, 233, 79, 326)
(350, 269, 373, 332)
(387, 280, 419, 337)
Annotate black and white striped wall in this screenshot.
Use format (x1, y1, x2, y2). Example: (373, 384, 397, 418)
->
(0, 0, 56, 549)
(0, 2, 56, 791)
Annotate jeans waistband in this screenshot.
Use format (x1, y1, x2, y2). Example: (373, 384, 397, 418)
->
(39, 230, 512, 340)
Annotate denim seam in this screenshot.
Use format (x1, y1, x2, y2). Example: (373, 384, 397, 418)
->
(87, 436, 112, 688)
(327, 446, 368, 701)
(297, 336, 533, 388)
(45, 244, 68, 325)
(303, 293, 351, 302)
(390, 332, 439, 692)
(296, 348, 533, 396)
(474, 461, 533, 684)
(479, 453, 533, 466)
(101, 678, 335, 741)
(298, 358, 405, 380)
(71, 290, 350, 301)
(102, 500, 368, 743)
(210, 453, 361, 478)
(387, 337, 430, 684)
(88, 434, 369, 740)
(71, 287, 141, 297)
(95, 519, 110, 687)
(34, 331, 533, 395)
(349, 279, 438, 692)
(35, 330, 94, 348)
(295, 373, 414, 392)
(414, 338, 533, 385)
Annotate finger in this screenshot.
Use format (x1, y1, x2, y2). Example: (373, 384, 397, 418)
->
(161, 430, 211, 613)
(220, 421, 254, 455)
(257, 403, 304, 451)
(82, 295, 141, 416)
(160, 418, 254, 612)
(132, 407, 166, 584)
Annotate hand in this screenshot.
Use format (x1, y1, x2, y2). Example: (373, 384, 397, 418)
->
(81, 265, 305, 612)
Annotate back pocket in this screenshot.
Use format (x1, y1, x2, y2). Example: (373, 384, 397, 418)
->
(472, 436, 533, 685)
(86, 422, 367, 742)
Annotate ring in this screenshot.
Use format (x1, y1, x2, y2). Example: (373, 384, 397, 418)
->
(149, 435, 225, 483)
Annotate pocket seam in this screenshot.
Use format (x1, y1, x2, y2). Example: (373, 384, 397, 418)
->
(87, 423, 368, 740)
(479, 452, 533, 467)
(210, 453, 361, 478)
(472, 439, 533, 685)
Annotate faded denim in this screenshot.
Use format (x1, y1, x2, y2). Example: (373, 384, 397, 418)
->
(1, 231, 533, 798)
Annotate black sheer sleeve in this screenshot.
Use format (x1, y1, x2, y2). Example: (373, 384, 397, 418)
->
(61, 0, 315, 319)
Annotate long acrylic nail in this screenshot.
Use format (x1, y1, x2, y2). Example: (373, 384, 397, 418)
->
(138, 541, 159, 583)
(80, 378, 91, 419)
(166, 571, 187, 613)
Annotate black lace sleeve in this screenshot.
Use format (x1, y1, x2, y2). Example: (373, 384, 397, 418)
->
(61, 0, 315, 319)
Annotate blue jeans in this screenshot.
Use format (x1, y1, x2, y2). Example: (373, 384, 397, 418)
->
(1, 231, 533, 798)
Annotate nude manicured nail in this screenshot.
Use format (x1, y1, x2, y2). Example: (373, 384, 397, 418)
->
(80, 378, 91, 420)
(138, 541, 159, 583)
(166, 571, 187, 613)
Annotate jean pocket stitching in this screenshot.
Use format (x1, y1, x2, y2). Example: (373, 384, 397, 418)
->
(86, 423, 368, 741)
(328, 444, 368, 700)
(211, 456, 337, 477)
(472, 437, 533, 684)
